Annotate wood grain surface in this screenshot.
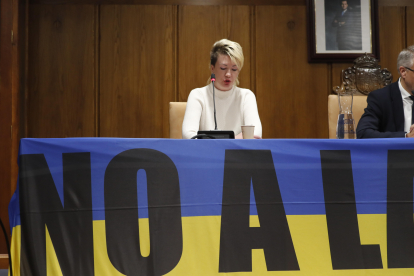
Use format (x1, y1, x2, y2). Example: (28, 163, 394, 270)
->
(99, 5, 175, 138)
(407, 7, 414, 47)
(379, 0, 414, 6)
(378, 6, 405, 79)
(32, 0, 306, 5)
(331, 63, 353, 92)
(0, 0, 14, 258)
(29, 0, 414, 6)
(27, 5, 96, 137)
(178, 5, 251, 102)
(256, 5, 329, 138)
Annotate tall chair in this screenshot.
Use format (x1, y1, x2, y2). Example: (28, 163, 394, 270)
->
(169, 102, 187, 139)
(328, 54, 393, 138)
(328, 95, 367, 138)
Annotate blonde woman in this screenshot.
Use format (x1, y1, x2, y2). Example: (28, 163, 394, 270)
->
(182, 39, 262, 139)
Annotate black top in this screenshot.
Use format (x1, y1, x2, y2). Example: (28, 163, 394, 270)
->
(357, 82, 406, 138)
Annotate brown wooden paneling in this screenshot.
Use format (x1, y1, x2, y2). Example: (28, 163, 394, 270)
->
(27, 0, 414, 6)
(0, 0, 14, 258)
(10, 0, 29, 211)
(28, 0, 414, 6)
(0, 0, 28, 263)
(378, 6, 405, 81)
(178, 5, 251, 102)
(0, 255, 8, 269)
(94, 5, 100, 135)
(32, 0, 306, 5)
(28, 5, 96, 137)
(331, 63, 353, 92)
(100, 5, 175, 138)
(407, 7, 414, 46)
(379, 0, 414, 6)
(256, 5, 329, 138)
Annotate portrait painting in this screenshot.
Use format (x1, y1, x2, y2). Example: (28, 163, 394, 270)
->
(307, 0, 379, 62)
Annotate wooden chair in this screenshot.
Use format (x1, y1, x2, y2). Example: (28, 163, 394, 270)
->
(328, 54, 393, 138)
(328, 95, 367, 139)
(169, 102, 187, 139)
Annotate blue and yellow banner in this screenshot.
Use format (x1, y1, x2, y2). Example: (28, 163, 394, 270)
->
(8, 138, 414, 275)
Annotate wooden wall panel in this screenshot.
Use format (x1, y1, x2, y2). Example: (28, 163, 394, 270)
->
(178, 5, 251, 102)
(20, 5, 414, 140)
(0, 0, 14, 257)
(28, 5, 96, 137)
(378, 6, 405, 81)
(100, 5, 175, 138)
(256, 6, 329, 138)
(33, 0, 306, 4)
(379, 0, 414, 6)
(331, 63, 352, 91)
(407, 7, 414, 46)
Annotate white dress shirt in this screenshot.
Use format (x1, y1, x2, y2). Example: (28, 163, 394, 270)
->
(399, 78, 413, 133)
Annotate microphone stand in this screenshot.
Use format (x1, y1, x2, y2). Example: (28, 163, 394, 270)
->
(195, 74, 235, 139)
(212, 74, 218, 130)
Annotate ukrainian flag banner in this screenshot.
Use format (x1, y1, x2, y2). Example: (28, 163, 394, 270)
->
(8, 138, 414, 275)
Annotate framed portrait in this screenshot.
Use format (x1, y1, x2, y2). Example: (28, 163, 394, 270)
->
(307, 0, 379, 63)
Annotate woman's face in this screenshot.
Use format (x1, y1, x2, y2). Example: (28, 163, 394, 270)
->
(210, 54, 239, 91)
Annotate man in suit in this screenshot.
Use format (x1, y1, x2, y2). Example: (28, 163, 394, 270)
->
(331, 0, 362, 50)
(357, 46, 414, 138)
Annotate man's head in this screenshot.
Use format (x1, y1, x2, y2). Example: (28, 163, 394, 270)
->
(397, 45, 414, 93)
(341, 0, 348, 10)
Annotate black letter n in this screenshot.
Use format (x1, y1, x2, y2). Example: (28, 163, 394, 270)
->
(219, 150, 299, 272)
(19, 153, 94, 276)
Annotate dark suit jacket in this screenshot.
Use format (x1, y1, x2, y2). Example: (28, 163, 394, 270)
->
(332, 9, 362, 50)
(332, 10, 353, 35)
(357, 82, 406, 138)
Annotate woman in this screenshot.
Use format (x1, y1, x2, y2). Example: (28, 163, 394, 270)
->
(182, 39, 262, 139)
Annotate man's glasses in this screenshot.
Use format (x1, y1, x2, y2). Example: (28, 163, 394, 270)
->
(405, 67, 414, 73)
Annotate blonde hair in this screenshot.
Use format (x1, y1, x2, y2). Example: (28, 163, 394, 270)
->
(207, 39, 244, 85)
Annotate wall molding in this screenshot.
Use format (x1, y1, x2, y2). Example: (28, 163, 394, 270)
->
(31, 0, 306, 5)
(29, 0, 414, 6)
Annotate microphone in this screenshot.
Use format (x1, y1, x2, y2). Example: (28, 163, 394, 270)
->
(211, 74, 218, 130)
(194, 74, 235, 139)
(211, 74, 216, 82)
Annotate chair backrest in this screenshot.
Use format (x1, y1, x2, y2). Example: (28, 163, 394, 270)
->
(334, 53, 392, 95)
(169, 102, 187, 139)
(328, 95, 367, 139)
